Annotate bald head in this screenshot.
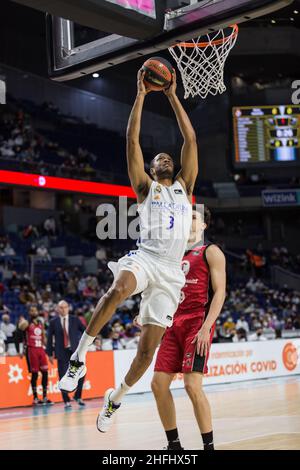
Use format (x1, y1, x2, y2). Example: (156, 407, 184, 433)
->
(57, 300, 69, 317)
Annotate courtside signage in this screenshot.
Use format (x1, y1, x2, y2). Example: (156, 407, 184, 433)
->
(262, 189, 300, 207)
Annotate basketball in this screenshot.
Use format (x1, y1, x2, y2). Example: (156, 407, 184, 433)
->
(1, 0, 300, 456)
(142, 57, 173, 91)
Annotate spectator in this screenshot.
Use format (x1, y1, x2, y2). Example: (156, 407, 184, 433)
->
(232, 328, 247, 343)
(248, 328, 268, 341)
(19, 286, 36, 304)
(22, 224, 39, 239)
(0, 329, 6, 355)
(124, 331, 141, 349)
(89, 336, 102, 352)
(96, 246, 107, 262)
(8, 271, 21, 290)
(67, 277, 78, 298)
(3, 242, 16, 256)
(236, 315, 249, 333)
(0, 313, 16, 352)
(44, 217, 56, 236)
(28, 243, 37, 256)
(102, 328, 127, 350)
(223, 316, 236, 335)
(36, 244, 51, 262)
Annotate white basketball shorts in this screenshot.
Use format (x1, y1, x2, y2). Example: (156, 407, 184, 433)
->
(108, 250, 185, 328)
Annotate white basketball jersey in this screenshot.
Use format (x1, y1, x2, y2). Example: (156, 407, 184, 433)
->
(137, 180, 192, 263)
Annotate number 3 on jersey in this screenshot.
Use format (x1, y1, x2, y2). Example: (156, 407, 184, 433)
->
(167, 215, 174, 230)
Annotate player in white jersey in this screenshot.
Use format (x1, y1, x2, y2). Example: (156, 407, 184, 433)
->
(59, 68, 198, 433)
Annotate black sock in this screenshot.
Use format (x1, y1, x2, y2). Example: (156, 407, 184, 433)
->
(202, 431, 214, 450)
(31, 372, 38, 400)
(166, 428, 182, 449)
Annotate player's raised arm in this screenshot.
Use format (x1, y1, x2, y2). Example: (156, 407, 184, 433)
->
(164, 70, 198, 200)
(126, 70, 152, 204)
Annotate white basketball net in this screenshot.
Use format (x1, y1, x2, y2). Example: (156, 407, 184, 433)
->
(169, 25, 238, 99)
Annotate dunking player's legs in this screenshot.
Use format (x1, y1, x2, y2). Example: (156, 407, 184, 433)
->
(124, 324, 165, 386)
(74, 270, 137, 360)
(59, 270, 137, 393)
(87, 270, 137, 337)
(97, 324, 165, 432)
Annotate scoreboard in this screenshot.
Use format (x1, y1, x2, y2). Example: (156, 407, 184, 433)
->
(105, 0, 156, 18)
(233, 105, 300, 166)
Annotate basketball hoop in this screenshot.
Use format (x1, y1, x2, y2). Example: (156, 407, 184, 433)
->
(169, 24, 239, 99)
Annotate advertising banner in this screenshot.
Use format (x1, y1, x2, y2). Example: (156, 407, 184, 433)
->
(262, 189, 300, 207)
(114, 339, 300, 394)
(0, 351, 114, 408)
(1, 340, 299, 407)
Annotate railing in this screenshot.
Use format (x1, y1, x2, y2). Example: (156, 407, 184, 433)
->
(271, 265, 300, 291)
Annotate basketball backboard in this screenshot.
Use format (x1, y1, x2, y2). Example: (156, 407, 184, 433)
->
(13, 0, 294, 81)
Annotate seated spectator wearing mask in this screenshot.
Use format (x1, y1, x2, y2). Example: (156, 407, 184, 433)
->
(248, 328, 268, 342)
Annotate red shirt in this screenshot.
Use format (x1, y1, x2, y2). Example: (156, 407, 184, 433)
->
(25, 321, 44, 348)
(175, 244, 212, 317)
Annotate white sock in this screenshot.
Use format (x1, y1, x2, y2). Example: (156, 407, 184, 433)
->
(71, 332, 95, 363)
(110, 381, 131, 404)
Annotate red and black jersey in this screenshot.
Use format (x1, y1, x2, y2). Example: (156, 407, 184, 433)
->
(25, 320, 45, 349)
(175, 243, 212, 317)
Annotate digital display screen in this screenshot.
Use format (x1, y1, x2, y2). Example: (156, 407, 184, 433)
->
(233, 105, 300, 166)
(105, 0, 156, 18)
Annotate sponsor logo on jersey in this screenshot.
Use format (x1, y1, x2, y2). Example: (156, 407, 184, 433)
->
(186, 279, 199, 284)
(34, 327, 42, 336)
(174, 189, 183, 194)
(181, 260, 190, 276)
(150, 201, 189, 214)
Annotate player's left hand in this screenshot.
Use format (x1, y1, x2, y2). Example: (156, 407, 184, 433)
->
(192, 325, 211, 356)
(164, 69, 177, 97)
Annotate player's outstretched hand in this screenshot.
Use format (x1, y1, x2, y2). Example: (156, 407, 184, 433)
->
(164, 68, 177, 97)
(137, 69, 151, 96)
(192, 325, 210, 357)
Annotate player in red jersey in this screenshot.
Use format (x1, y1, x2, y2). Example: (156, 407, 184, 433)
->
(151, 207, 226, 450)
(19, 306, 53, 406)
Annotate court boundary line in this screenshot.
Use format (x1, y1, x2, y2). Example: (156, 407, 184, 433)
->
(217, 431, 300, 447)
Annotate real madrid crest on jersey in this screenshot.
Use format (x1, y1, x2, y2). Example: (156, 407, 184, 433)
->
(155, 184, 162, 193)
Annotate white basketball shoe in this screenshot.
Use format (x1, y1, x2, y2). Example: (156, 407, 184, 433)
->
(96, 388, 121, 433)
(58, 359, 87, 393)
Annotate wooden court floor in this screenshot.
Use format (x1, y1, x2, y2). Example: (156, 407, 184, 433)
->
(0, 377, 299, 450)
